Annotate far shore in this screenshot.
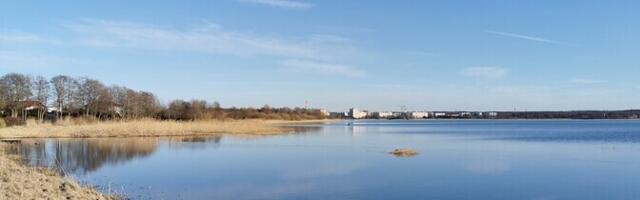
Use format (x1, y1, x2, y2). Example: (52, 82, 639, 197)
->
(0, 119, 334, 139)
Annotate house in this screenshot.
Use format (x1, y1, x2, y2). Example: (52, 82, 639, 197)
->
(320, 109, 330, 116)
(47, 107, 60, 113)
(409, 111, 431, 119)
(17, 101, 46, 111)
(349, 108, 368, 119)
(372, 111, 394, 118)
(434, 112, 447, 118)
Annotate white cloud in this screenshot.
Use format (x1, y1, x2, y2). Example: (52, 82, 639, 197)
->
(65, 19, 313, 58)
(63, 19, 356, 61)
(238, 0, 313, 9)
(462, 66, 509, 79)
(0, 19, 366, 77)
(485, 30, 562, 45)
(281, 59, 366, 77)
(0, 51, 81, 69)
(0, 30, 63, 45)
(570, 78, 606, 84)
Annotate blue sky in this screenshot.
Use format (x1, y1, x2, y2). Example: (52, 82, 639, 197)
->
(1, 0, 639, 111)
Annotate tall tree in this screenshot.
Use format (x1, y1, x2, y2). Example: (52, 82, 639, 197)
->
(51, 75, 77, 119)
(33, 76, 50, 122)
(77, 77, 107, 116)
(0, 73, 33, 118)
(0, 84, 5, 116)
(108, 86, 129, 118)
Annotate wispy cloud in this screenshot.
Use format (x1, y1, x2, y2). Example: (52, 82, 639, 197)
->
(0, 51, 82, 69)
(281, 59, 366, 77)
(0, 30, 63, 45)
(485, 30, 562, 45)
(62, 19, 358, 61)
(238, 0, 313, 9)
(1, 19, 366, 77)
(570, 78, 606, 84)
(462, 66, 509, 79)
(65, 19, 314, 58)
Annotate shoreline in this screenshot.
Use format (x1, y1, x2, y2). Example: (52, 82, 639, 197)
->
(0, 143, 116, 199)
(0, 119, 334, 199)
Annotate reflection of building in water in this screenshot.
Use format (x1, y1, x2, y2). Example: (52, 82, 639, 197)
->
(348, 124, 370, 136)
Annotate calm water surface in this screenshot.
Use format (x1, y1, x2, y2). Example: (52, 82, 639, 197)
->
(7, 120, 640, 199)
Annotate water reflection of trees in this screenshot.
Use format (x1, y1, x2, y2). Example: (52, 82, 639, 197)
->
(287, 125, 323, 134)
(6, 136, 224, 175)
(4, 126, 324, 175)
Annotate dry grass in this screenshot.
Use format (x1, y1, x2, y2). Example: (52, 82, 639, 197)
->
(389, 148, 418, 157)
(0, 144, 117, 200)
(0, 119, 291, 139)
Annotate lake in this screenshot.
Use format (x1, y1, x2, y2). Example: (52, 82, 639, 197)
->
(7, 120, 640, 199)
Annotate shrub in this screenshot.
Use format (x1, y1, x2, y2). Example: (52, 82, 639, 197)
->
(4, 117, 26, 127)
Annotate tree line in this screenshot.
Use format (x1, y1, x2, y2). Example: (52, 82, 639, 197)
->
(0, 73, 328, 124)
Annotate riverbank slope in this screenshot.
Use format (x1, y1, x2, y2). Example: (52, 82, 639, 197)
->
(0, 144, 116, 199)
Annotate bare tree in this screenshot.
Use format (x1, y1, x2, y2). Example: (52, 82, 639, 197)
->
(33, 76, 50, 122)
(0, 85, 5, 116)
(51, 75, 77, 119)
(77, 77, 107, 117)
(108, 86, 129, 118)
(137, 91, 160, 118)
(0, 73, 33, 118)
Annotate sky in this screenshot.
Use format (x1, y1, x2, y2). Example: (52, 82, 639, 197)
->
(1, 0, 640, 111)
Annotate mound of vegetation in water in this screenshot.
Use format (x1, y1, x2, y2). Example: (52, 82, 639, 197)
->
(389, 148, 418, 157)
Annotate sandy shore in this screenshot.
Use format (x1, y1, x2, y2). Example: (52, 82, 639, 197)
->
(0, 119, 301, 139)
(0, 144, 116, 200)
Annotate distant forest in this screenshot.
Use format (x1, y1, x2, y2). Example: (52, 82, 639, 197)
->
(0, 73, 329, 124)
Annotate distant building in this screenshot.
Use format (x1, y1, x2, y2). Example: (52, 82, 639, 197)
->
(434, 112, 447, 118)
(47, 107, 60, 113)
(16, 101, 45, 111)
(320, 109, 330, 116)
(409, 111, 431, 119)
(349, 108, 368, 119)
(372, 111, 394, 118)
(329, 112, 348, 118)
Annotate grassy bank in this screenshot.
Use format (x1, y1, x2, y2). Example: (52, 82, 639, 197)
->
(0, 119, 293, 139)
(0, 144, 116, 200)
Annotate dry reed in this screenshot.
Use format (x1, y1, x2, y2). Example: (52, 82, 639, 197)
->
(0, 119, 290, 139)
(0, 144, 117, 200)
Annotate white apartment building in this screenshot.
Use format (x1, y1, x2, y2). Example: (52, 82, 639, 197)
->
(372, 111, 394, 118)
(410, 111, 431, 119)
(349, 108, 368, 119)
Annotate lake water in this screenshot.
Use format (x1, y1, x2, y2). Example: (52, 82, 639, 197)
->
(7, 120, 640, 199)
